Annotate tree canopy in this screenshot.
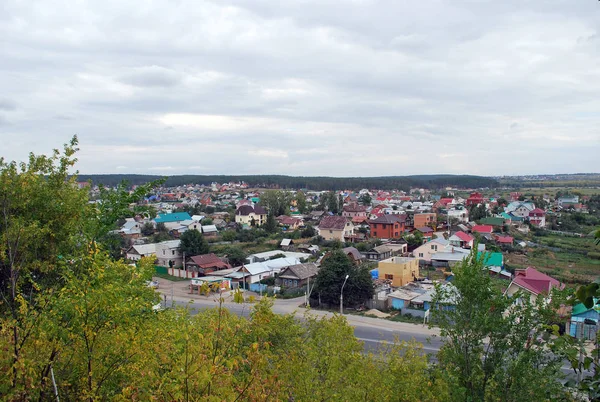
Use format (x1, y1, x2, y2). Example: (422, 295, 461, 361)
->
(313, 250, 374, 307)
(179, 229, 210, 256)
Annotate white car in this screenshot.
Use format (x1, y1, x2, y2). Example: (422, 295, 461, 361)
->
(146, 280, 160, 289)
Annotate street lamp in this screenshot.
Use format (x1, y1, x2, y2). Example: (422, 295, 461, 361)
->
(340, 274, 349, 315)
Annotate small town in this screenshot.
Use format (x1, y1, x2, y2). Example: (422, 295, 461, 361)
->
(3, 0, 600, 400)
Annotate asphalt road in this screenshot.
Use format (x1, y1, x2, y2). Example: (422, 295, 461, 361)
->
(170, 296, 443, 357)
(167, 295, 582, 382)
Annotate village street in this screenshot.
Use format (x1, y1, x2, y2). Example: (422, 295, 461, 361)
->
(155, 277, 444, 355)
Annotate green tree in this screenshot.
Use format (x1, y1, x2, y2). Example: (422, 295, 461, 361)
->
(295, 190, 307, 214)
(313, 250, 374, 307)
(141, 222, 155, 236)
(202, 217, 213, 225)
(263, 213, 278, 233)
(301, 224, 316, 238)
(179, 229, 209, 256)
(260, 190, 291, 216)
(432, 248, 570, 401)
(358, 193, 372, 206)
(220, 230, 237, 242)
(156, 222, 168, 233)
(225, 246, 247, 266)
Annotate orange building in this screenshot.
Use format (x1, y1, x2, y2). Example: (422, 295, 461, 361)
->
(413, 213, 436, 229)
(369, 215, 406, 239)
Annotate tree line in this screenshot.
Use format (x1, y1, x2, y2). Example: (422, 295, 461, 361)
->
(76, 173, 499, 191)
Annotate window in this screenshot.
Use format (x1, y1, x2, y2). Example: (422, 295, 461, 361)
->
(163, 250, 166, 255)
(172, 250, 175, 255)
(384, 274, 394, 280)
(329, 230, 333, 234)
(373, 232, 377, 237)
(419, 253, 424, 257)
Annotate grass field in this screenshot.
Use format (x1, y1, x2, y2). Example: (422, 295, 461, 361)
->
(505, 234, 600, 284)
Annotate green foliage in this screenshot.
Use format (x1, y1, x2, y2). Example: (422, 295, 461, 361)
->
(313, 250, 374, 307)
(432, 248, 572, 401)
(225, 246, 247, 267)
(260, 190, 292, 216)
(468, 204, 488, 221)
(295, 190, 307, 213)
(179, 229, 210, 256)
(93, 178, 163, 241)
(358, 193, 372, 206)
(263, 213, 278, 233)
(301, 224, 316, 238)
(220, 230, 237, 242)
(202, 217, 213, 225)
(140, 221, 155, 236)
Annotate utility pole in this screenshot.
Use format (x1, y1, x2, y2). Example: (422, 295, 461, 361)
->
(340, 274, 349, 315)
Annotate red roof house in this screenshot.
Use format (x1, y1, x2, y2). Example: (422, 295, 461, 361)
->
(505, 267, 564, 302)
(466, 192, 484, 207)
(186, 253, 231, 276)
(495, 235, 514, 245)
(471, 225, 494, 234)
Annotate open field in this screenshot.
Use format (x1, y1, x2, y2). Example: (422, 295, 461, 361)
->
(505, 234, 600, 285)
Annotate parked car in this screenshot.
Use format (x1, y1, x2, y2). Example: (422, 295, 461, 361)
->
(146, 280, 160, 289)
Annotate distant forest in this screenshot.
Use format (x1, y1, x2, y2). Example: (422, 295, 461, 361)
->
(75, 174, 498, 191)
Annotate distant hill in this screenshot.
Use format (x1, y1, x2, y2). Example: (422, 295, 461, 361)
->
(75, 174, 498, 191)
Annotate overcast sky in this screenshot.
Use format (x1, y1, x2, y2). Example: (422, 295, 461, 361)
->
(1, 0, 599, 177)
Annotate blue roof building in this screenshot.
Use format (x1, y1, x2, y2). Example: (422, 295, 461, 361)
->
(154, 212, 192, 224)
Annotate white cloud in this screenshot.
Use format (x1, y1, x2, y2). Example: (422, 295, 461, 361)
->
(1, 0, 599, 176)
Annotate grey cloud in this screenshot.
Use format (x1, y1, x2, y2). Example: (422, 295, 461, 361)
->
(1, 0, 599, 175)
(118, 66, 181, 87)
(0, 98, 16, 111)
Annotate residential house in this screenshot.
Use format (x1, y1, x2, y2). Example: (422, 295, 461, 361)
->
(434, 198, 456, 209)
(276, 263, 320, 288)
(413, 213, 436, 229)
(369, 214, 406, 239)
(495, 234, 514, 246)
(276, 215, 304, 230)
(317, 216, 355, 241)
(246, 250, 309, 264)
(377, 257, 420, 287)
(342, 203, 368, 219)
(478, 251, 511, 279)
(430, 249, 470, 267)
(125, 244, 157, 261)
(471, 225, 494, 235)
(447, 208, 469, 223)
(154, 212, 193, 231)
(156, 240, 183, 268)
(557, 196, 579, 208)
(201, 225, 218, 237)
(235, 205, 267, 226)
(415, 226, 434, 240)
(528, 208, 546, 227)
(342, 246, 364, 263)
(479, 217, 505, 228)
(119, 218, 142, 238)
(505, 201, 535, 218)
(466, 192, 484, 206)
(236, 257, 301, 286)
(569, 300, 599, 340)
(363, 245, 393, 261)
(504, 267, 564, 304)
(186, 253, 231, 276)
(412, 238, 452, 263)
(448, 231, 474, 249)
